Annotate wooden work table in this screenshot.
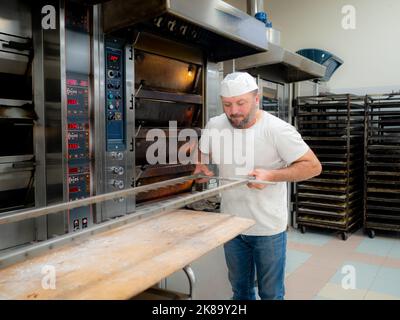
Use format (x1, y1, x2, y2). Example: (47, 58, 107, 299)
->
(0, 210, 254, 299)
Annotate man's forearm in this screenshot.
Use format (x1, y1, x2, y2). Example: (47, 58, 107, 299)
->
(268, 160, 321, 182)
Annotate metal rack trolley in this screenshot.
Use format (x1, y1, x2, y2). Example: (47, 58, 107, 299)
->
(294, 94, 365, 240)
(364, 94, 400, 238)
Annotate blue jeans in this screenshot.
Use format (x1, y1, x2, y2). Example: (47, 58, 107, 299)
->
(223, 231, 287, 300)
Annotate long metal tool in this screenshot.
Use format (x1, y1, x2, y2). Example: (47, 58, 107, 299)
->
(195, 175, 277, 185)
(0, 175, 198, 225)
(0, 179, 245, 268)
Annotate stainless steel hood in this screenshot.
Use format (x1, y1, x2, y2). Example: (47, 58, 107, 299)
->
(102, 0, 268, 62)
(235, 41, 326, 84)
(235, 0, 325, 83)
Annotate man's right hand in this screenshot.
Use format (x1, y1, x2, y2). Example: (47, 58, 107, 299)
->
(193, 164, 214, 183)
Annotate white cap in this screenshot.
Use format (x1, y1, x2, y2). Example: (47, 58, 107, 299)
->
(220, 72, 258, 98)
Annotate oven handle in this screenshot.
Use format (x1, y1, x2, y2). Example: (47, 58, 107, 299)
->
(12, 161, 35, 169)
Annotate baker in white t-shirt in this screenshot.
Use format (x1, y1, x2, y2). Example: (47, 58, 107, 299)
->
(194, 72, 322, 300)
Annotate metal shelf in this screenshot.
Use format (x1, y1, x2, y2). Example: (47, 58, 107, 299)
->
(364, 94, 400, 235)
(295, 94, 365, 239)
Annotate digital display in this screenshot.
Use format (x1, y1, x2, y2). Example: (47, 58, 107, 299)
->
(68, 123, 79, 130)
(68, 99, 78, 105)
(68, 143, 79, 150)
(69, 167, 79, 174)
(69, 187, 79, 193)
(108, 54, 119, 62)
(67, 79, 78, 86)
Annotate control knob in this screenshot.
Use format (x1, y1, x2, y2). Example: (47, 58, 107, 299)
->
(111, 180, 125, 189)
(111, 166, 124, 175)
(111, 151, 124, 160)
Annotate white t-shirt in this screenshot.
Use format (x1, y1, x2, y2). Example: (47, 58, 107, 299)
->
(199, 111, 310, 236)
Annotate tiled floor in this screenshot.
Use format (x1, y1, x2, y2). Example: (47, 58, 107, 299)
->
(285, 227, 400, 300)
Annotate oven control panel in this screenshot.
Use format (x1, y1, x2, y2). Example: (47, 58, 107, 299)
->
(66, 74, 92, 231)
(105, 45, 125, 151)
(103, 38, 129, 220)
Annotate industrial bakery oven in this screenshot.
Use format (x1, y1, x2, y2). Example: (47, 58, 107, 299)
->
(99, 0, 268, 215)
(0, 0, 267, 251)
(0, 1, 38, 250)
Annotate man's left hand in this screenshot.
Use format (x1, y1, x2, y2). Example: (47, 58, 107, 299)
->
(247, 169, 276, 190)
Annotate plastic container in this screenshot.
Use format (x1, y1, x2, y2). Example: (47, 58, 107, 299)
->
(296, 48, 344, 81)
